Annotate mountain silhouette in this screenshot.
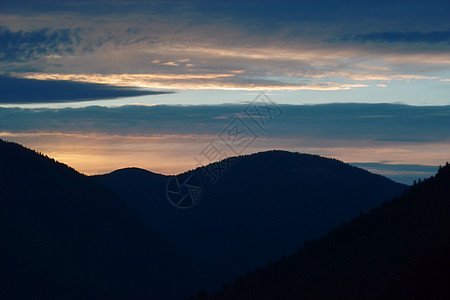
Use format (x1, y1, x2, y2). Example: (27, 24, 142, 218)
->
(188, 163, 450, 299)
(94, 150, 407, 291)
(0, 139, 195, 300)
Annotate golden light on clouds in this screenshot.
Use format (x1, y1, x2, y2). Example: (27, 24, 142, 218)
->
(15, 72, 369, 91)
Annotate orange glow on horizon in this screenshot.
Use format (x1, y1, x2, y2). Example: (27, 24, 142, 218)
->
(1, 131, 448, 177)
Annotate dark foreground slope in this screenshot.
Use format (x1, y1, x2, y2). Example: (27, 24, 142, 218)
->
(0, 140, 194, 300)
(94, 150, 406, 291)
(190, 163, 450, 300)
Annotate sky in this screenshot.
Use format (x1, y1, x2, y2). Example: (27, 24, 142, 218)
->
(1, 0, 449, 184)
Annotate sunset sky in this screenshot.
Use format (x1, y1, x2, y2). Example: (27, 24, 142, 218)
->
(1, 0, 449, 184)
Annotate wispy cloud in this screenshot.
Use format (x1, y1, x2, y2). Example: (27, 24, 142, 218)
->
(0, 26, 81, 61)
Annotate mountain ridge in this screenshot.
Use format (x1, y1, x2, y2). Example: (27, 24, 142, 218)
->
(0, 139, 196, 300)
(94, 149, 407, 292)
(99, 150, 405, 182)
(189, 163, 450, 299)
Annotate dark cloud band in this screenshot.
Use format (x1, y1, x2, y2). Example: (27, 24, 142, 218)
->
(0, 75, 171, 103)
(342, 31, 450, 44)
(1, 103, 449, 142)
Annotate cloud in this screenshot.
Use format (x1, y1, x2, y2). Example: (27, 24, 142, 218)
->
(1, 102, 449, 179)
(350, 162, 439, 184)
(0, 75, 170, 103)
(0, 0, 449, 179)
(13, 72, 370, 91)
(1, 102, 449, 142)
(344, 31, 450, 44)
(160, 61, 179, 66)
(0, 26, 81, 61)
(0, 1, 449, 93)
(350, 162, 439, 173)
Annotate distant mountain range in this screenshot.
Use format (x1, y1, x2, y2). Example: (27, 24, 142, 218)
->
(0, 139, 195, 300)
(2, 139, 422, 299)
(94, 150, 407, 291)
(189, 162, 450, 299)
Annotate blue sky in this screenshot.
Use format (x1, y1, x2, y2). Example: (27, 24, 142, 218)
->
(0, 0, 449, 183)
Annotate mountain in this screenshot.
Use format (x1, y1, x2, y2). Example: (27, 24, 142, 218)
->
(94, 150, 407, 291)
(189, 163, 450, 300)
(0, 139, 195, 300)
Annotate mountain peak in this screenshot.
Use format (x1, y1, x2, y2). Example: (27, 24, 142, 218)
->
(102, 166, 166, 177)
(95, 148, 407, 291)
(191, 158, 450, 300)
